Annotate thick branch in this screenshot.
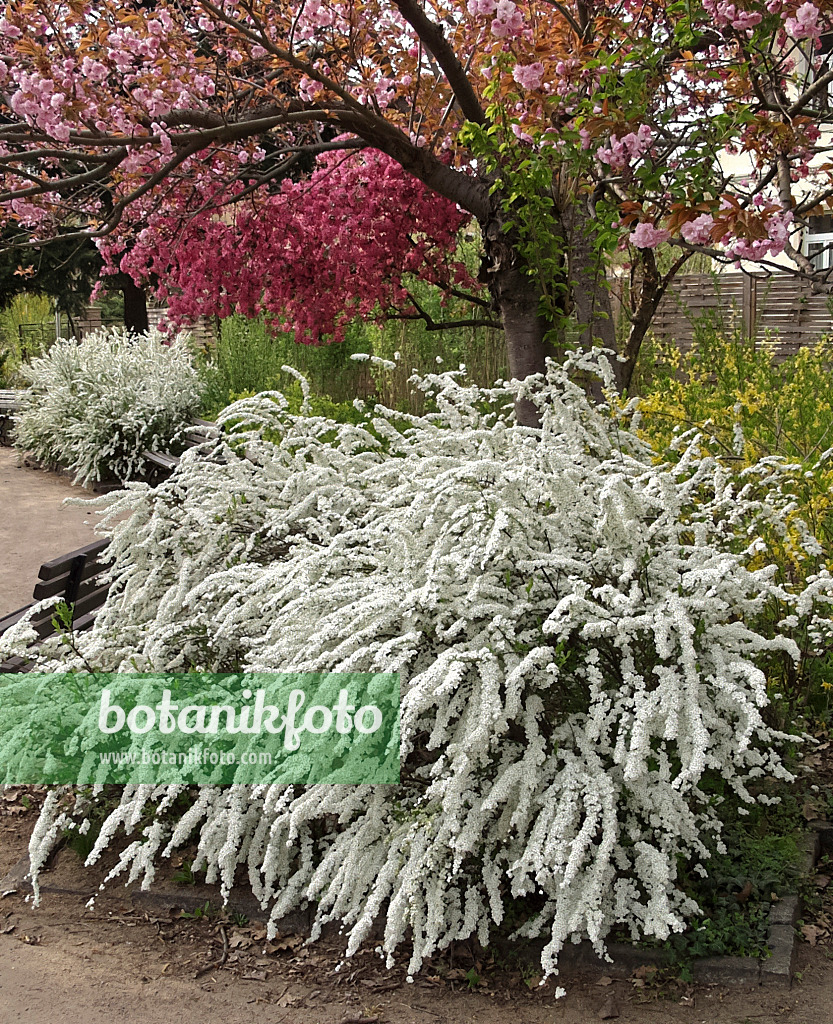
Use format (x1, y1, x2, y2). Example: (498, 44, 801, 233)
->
(392, 1, 487, 126)
(788, 65, 833, 117)
(0, 147, 126, 203)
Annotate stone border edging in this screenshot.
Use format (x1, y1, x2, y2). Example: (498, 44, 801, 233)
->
(3, 821, 831, 987)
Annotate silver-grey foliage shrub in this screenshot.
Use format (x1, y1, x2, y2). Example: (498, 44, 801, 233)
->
(6, 354, 832, 983)
(13, 326, 203, 486)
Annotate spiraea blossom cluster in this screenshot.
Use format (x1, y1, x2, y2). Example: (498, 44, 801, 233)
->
(12, 326, 203, 486)
(7, 354, 831, 979)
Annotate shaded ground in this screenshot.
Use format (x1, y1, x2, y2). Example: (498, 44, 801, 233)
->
(0, 445, 100, 618)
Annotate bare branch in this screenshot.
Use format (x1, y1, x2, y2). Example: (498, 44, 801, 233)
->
(398, 290, 501, 331)
(0, 148, 126, 204)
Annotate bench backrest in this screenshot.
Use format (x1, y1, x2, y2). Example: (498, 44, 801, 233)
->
(0, 538, 112, 671)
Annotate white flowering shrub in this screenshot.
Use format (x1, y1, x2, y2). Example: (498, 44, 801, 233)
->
(13, 326, 203, 486)
(10, 354, 833, 980)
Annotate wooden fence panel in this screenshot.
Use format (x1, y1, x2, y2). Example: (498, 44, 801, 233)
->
(66, 307, 218, 350)
(650, 273, 833, 358)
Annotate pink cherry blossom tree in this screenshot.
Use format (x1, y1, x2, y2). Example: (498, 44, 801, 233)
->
(2, 2, 833, 410)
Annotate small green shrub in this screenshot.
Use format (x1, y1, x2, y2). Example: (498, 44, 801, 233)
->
(0, 293, 55, 385)
(201, 247, 505, 420)
(200, 315, 372, 417)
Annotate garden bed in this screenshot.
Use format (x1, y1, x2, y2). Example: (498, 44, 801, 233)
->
(4, 812, 830, 990)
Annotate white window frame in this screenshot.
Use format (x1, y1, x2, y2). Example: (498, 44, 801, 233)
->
(805, 227, 833, 270)
(807, 33, 833, 110)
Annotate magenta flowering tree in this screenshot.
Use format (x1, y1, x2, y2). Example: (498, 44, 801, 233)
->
(3, 2, 833, 407)
(104, 146, 478, 344)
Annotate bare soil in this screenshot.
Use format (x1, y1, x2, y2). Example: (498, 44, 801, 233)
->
(1, 791, 833, 1024)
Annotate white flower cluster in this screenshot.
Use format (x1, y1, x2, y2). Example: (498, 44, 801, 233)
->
(13, 326, 203, 485)
(14, 354, 831, 979)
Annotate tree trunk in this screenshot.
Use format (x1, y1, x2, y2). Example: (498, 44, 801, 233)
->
(492, 261, 554, 426)
(481, 212, 554, 426)
(565, 213, 617, 357)
(618, 249, 692, 394)
(122, 277, 149, 335)
(619, 248, 661, 394)
(555, 190, 621, 397)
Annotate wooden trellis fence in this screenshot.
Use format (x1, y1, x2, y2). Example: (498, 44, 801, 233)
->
(649, 273, 833, 358)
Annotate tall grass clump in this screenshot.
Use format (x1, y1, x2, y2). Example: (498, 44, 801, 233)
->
(0, 293, 55, 384)
(202, 251, 506, 420)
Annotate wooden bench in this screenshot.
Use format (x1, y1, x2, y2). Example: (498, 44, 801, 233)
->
(0, 389, 22, 443)
(0, 538, 112, 672)
(0, 389, 21, 414)
(142, 417, 217, 476)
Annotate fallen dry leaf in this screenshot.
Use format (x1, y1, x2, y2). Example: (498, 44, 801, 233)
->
(735, 880, 754, 904)
(267, 934, 304, 952)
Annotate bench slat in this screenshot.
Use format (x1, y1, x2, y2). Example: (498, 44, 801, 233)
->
(10, 607, 61, 640)
(71, 610, 99, 632)
(37, 538, 109, 581)
(183, 432, 211, 447)
(33, 568, 111, 605)
(1, 582, 111, 646)
(0, 604, 33, 636)
(70, 582, 111, 622)
(142, 450, 180, 470)
(0, 655, 30, 673)
(32, 557, 113, 601)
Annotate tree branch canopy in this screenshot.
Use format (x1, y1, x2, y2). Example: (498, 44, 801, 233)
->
(3, 1, 833, 385)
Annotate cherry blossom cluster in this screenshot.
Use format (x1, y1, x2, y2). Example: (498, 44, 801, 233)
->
(595, 125, 653, 172)
(629, 222, 671, 248)
(468, 0, 527, 38)
(785, 1, 823, 39)
(1, 0, 833, 340)
(725, 208, 794, 260)
(702, 0, 763, 30)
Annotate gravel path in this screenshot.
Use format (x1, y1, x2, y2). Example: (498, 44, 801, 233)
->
(0, 445, 103, 618)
